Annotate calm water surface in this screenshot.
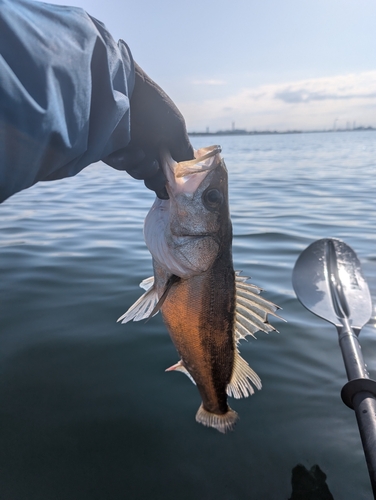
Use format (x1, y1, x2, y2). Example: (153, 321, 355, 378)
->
(1, 131, 376, 499)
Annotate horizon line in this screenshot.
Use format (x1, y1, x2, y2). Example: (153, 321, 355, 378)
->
(188, 126, 376, 137)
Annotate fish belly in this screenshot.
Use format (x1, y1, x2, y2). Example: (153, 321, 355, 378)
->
(161, 263, 236, 418)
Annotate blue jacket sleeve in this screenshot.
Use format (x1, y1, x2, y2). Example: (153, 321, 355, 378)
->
(0, 0, 135, 203)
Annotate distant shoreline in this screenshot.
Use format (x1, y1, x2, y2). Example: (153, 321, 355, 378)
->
(188, 126, 375, 137)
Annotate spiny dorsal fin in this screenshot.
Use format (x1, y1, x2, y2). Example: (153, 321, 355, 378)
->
(117, 276, 158, 323)
(234, 271, 283, 342)
(229, 272, 284, 397)
(226, 349, 262, 399)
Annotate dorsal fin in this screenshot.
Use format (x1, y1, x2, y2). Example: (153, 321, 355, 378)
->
(227, 272, 284, 398)
(234, 271, 283, 342)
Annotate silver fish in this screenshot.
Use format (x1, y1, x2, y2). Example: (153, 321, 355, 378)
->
(118, 145, 281, 433)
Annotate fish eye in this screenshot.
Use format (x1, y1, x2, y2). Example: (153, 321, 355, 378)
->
(203, 188, 223, 209)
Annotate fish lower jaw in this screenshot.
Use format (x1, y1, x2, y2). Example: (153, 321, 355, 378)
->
(170, 234, 217, 252)
(171, 233, 214, 239)
(195, 404, 239, 434)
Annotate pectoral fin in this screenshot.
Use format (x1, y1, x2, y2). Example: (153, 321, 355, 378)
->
(117, 277, 159, 323)
(117, 274, 181, 324)
(148, 274, 180, 318)
(139, 276, 154, 291)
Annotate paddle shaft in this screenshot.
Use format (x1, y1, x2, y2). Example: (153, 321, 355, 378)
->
(338, 321, 376, 497)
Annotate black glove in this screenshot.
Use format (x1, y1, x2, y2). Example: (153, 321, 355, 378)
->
(103, 63, 194, 199)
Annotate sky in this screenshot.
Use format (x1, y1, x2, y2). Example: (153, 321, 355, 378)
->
(47, 0, 376, 132)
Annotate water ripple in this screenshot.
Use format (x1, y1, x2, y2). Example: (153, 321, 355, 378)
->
(1, 132, 376, 499)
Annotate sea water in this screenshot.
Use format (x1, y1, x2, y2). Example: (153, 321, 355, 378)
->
(1, 131, 376, 499)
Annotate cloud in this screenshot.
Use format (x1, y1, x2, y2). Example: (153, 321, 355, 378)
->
(179, 71, 376, 131)
(274, 89, 376, 103)
(275, 85, 376, 104)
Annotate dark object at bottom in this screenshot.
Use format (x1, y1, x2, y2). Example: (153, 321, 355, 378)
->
(289, 464, 334, 500)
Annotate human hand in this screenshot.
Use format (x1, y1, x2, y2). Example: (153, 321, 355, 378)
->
(103, 63, 194, 199)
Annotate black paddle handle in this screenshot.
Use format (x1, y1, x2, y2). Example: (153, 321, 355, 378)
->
(338, 324, 376, 498)
(353, 392, 376, 499)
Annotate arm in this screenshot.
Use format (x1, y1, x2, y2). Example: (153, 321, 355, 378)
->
(0, 0, 193, 203)
(0, 0, 134, 203)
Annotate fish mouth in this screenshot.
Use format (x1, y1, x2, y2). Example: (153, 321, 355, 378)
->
(174, 146, 221, 178)
(161, 145, 222, 196)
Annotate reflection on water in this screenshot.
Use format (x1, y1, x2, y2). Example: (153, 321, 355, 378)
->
(1, 131, 376, 499)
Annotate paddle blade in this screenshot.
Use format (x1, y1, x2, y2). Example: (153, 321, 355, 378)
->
(292, 238, 372, 330)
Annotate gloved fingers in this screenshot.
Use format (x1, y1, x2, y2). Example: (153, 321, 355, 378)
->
(102, 143, 169, 199)
(103, 143, 160, 179)
(132, 63, 194, 163)
(102, 143, 145, 172)
(144, 173, 169, 200)
(126, 155, 160, 180)
(103, 62, 194, 200)
(167, 132, 194, 164)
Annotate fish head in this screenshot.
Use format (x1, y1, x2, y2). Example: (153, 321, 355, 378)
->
(164, 145, 230, 239)
(144, 146, 232, 278)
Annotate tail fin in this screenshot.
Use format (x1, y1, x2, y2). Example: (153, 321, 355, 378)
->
(195, 404, 238, 433)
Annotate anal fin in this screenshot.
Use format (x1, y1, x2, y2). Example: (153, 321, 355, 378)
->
(226, 349, 262, 399)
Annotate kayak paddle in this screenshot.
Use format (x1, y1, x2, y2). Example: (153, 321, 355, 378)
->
(292, 238, 376, 498)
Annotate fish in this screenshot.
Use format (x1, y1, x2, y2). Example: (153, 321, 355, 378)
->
(118, 145, 281, 433)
